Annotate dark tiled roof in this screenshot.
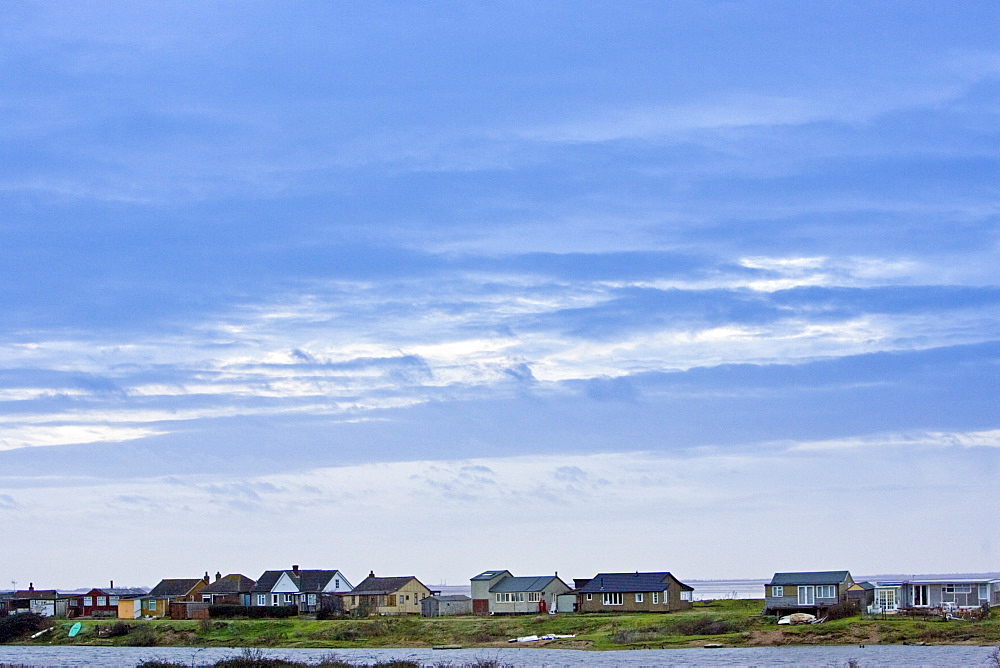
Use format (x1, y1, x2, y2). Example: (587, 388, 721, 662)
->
(770, 571, 851, 586)
(251, 571, 284, 593)
(578, 572, 692, 594)
(297, 570, 344, 593)
(490, 576, 561, 593)
(250, 569, 345, 594)
(148, 579, 204, 598)
(351, 576, 418, 595)
(201, 574, 256, 595)
(14, 590, 57, 599)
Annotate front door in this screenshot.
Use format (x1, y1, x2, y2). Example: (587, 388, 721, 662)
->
(912, 585, 929, 607)
(875, 588, 897, 611)
(797, 586, 815, 606)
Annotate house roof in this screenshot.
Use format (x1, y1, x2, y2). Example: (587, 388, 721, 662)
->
(578, 572, 693, 594)
(849, 581, 875, 590)
(769, 571, 851, 586)
(351, 576, 420, 595)
(471, 570, 510, 581)
(251, 569, 345, 594)
(201, 574, 256, 595)
(14, 589, 57, 599)
(490, 576, 562, 593)
(148, 579, 205, 598)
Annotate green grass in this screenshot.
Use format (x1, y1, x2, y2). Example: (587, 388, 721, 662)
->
(11, 600, 1000, 650)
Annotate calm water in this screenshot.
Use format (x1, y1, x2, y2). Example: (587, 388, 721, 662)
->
(0, 645, 997, 667)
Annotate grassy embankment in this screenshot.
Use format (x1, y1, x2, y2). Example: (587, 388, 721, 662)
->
(11, 599, 1000, 650)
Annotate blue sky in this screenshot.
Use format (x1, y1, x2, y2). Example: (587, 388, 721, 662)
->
(1, 1, 998, 589)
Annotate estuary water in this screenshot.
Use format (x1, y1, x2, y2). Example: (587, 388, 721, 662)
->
(0, 645, 997, 667)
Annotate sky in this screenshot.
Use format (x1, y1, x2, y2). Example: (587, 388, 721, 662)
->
(1, 1, 998, 591)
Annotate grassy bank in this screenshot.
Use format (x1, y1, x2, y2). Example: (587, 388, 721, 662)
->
(8, 600, 1000, 650)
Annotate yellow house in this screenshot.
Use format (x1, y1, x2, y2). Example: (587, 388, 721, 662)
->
(344, 572, 432, 616)
(141, 577, 208, 618)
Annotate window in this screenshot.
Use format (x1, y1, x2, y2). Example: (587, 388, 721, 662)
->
(528, 592, 541, 602)
(980, 584, 990, 602)
(307, 594, 316, 605)
(283, 594, 293, 604)
(942, 584, 973, 607)
(96, 597, 107, 606)
(203, 595, 211, 603)
(652, 592, 659, 604)
(109, 596, 119, 605)
(912, 585, 929, 606)
(257, 594, 266, 606)
(84, 597, 93, 606)
(149, 600, 157, 611)
(680, 590, 692, 602)
(387, 595, 396, 607)
(586, 593, 592, 601)
(271, 594, 279, 606)
(797, 586, 815, 606)
(816, 585, 836, 599)
(635, 593, 643, 603)
(602, 592, 623, 605)
(495, 593, 501, 602)
(772, 586, 784, 598)
(334, 579, 340, 589)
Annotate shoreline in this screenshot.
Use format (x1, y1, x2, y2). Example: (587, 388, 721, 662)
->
(5, 599, 999, 652)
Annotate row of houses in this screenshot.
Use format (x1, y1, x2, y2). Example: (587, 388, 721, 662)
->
(764, 571, 1000, 617)
(0, 566, 695, 619)
(5, 567, 997, 620)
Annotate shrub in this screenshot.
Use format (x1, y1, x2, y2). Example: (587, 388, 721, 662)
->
(209, 605, 298, 619)
(102, 622, 133, 638)
(126, 625, 158, 646)
(0, 613, 49, 643)
(670, 616, 741, 635)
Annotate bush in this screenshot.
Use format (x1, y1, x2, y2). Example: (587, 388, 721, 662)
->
(0, 613, 49, 643)
(126, 625, 158, 646)
(102, 622, 132, 638)
(209, 605, 298, 619)
(670, 616, 741, 635)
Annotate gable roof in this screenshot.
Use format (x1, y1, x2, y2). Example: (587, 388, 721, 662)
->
(578, 572, 693, 594)
(770, 571, 851, 586)
(200, 574, 256, 595)
(351, 576, 421, 595)
(148, 579, 205, 598)
(251, 569, 345, 594)
(490, 576, 563, 593)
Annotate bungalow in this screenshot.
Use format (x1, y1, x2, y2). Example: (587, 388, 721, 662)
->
(250, 565, 353, 613)
(8, 585, 57, 615)
(871, 576, 1000, 614)
(142, 576, 209, 618)
(577, 572, 694, 613)
(764, 571, 854, 616)
(199, 573, 257, 606)
(67, 583, 147, 618)
(344, 572, 432, 616)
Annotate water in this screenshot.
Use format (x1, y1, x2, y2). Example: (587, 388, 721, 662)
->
(0, 645, 997, 667)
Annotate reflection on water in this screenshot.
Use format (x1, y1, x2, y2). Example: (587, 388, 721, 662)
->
(0, 645, 997, 667)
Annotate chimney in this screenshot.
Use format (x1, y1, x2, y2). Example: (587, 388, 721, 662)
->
(216, 572, 222, 581)
(28, 583, 34, 592)
(110, 580, 114, 589)
(369, 570, 375, 578)
(292, 565, 300, 576)
(203, 572, 210, 585)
